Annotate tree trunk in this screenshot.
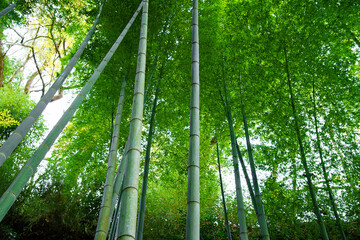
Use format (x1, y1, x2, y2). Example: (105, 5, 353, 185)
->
(312, 80, 347, 240)
(94, 74, 127, 240)
(0, 3, 104, 167)
(239, 79, 270, 240)
(116, 1, 148, 239)
(186, 0, 200, 239)
(216, 140, 232, 240)
(136, 87, 159, 240)
(283, 45, 329, 240)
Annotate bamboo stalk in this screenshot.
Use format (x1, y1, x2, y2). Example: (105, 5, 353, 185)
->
(284, 45, 329, 240)
(116, 1, 148, 239)
(216, 140, 232, 240)
(136, 87, 159, 240)
(95, 74, 127, 240)
(186, 0, 200, 239)
(239, 79, 270, 240)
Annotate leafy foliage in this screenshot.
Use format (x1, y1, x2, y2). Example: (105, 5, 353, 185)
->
(0, 0, 359, 239)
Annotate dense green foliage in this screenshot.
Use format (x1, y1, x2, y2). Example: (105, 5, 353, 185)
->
(0, 0, 359, 239)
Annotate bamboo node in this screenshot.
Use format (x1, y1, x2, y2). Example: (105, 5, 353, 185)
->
(187, 164, 199, 169)
(14, 132, 23, 138)
(117, 234, 135, 239)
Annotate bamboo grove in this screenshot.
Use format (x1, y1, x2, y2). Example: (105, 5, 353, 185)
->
(0, 0, 359, 239)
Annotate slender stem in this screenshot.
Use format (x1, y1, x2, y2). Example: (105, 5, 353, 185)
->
(95, 74, 127, 240)
(223, 79, 248, 240)
(283, 45, 329, 240)
(136, 87, 159, 240)
(239, 78, 270, 240)
(312, 79, 347, 240)
(216, 140, 232, 240)
(235, 141, 259, 224)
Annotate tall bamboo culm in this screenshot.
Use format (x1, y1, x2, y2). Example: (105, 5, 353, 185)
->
(0, 2, 16, 18)
(216, 140, 232, 240)
(0, 4, 140, 222)
(108, 138, 130, 240)
(186, 0, 200, 239)
(239, 80, 270, 240)
(136, 87, 159, 240)
(284, 45, 329, 240)
(0, 3, 103, 167)
(225, 110, 248, 240)
(94, 75, 127, 240)
(312, 80, 347, 240)
(235, 141, 259, 224)
(116, 0, 148, 239)
(221, 79, 248, 240)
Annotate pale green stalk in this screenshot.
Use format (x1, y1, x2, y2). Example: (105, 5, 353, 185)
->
(225, 109, 248, 240)
(186, 1, 200, 239)
(216, 140, 232, 240)
(312, 80, 347, 240)
(0, 2, 16, 18)
(0, 4, 139, 222)
(239, 79, 270, 240)
(221, 79, 248, 240)
(0, 3, 103, 167)
(108, 140, 130, 239)
(284, 45, 329, 240)
(136, 87, 159, 240)
(109, 141, 129, 228)
(235, 141, 259, 224)
(95, 75, 127, 240)
(109, 190, 123, 240)
(116, 0, 148, 239)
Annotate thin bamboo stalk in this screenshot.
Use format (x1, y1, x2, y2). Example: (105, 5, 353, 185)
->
(136, 87, 159, 240)
(216, 140, 232, 240)
(312, 80, 347, 240)
(239, 79, 270, 240)
(284, 45, 329, 240)
(225, 109, 248, 240)
(95, 75, 127, 240)
(235, 141, 259, 223)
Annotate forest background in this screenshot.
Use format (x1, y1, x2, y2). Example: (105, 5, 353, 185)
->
(0, 0, 359, 239)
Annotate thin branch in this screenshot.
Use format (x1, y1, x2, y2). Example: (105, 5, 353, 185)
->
(31, 48, 45, 97)
(49, 13, 62, 59)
